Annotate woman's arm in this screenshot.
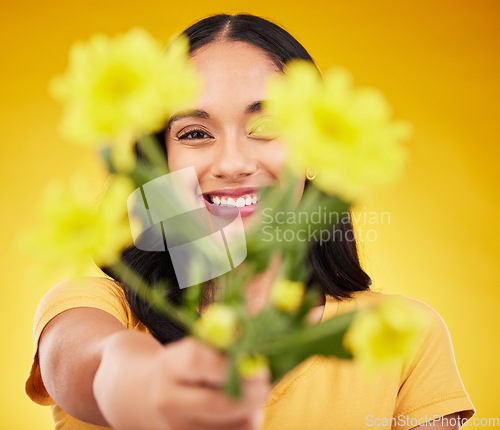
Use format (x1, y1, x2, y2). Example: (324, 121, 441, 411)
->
(39, 307, 271, 430)
(39, 307, 126, 425)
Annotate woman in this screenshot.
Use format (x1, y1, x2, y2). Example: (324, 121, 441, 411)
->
(26, 14, 474, 430)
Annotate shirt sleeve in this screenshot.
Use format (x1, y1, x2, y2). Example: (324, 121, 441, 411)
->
(25, 277, 132, 406)
(392, 299, 475, 429)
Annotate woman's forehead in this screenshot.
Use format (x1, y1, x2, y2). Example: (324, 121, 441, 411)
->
(188, 41, 281, 113)
(190, 40, 278, 68)
(190, 41, 279, 89)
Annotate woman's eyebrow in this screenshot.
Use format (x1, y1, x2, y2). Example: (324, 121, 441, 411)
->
(167, 109, 210, 129)
(246, 101, 263, 113)
(167, 102, 263, 129)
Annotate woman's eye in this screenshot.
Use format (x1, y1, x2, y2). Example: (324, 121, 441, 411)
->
(178, 129, 212, 140)
(248, 116, 281, 140)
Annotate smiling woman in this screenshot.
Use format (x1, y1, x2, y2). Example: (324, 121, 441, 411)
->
(25, 13, 474, 430)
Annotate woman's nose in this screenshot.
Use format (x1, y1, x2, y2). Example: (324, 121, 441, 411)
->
(210, 135, 258, 180)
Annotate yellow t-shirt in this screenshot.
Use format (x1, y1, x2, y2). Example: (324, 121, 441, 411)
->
(26, 277, 475, 430)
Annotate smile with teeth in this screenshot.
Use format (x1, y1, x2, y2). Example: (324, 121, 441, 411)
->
(207, 193, 259, 207)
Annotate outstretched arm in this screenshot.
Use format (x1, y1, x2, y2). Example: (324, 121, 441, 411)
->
(38, 307, 270, 430)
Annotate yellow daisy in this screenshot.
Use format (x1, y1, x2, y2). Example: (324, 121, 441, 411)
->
(265, 60, 412, 202)
(25, 174, 138, 277)
(50, 29, 200, 146)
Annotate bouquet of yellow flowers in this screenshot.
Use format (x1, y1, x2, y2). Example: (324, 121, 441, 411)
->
(24, 28, 427, 397)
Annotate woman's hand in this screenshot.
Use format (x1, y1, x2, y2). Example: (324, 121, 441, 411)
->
(152, 337, 270, 430)
(94, 332, 271, 430)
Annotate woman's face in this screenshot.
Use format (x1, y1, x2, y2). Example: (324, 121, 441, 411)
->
(166, 40, 303, 225)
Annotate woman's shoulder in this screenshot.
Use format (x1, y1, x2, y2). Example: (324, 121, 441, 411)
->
(39, 276, 126, 313)
(333, 289, 457, 358)
(43, 275, 121, 295)
(35, 276, 142, 330)
(326, 289, 452, 342)
(334, 289, 444, 320)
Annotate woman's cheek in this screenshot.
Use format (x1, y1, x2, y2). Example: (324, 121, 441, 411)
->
(166, 143, 193, 172)
(174, 151, 212, 180)
(263, 140, 288, 176)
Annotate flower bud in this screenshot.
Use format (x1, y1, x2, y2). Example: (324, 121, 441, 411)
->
(271, 279, 305, 313)
(193, 303, 238, 349)
(237, 353, 269, 379)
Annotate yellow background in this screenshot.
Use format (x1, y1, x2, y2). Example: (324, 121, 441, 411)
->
(1, 0, 499, 428)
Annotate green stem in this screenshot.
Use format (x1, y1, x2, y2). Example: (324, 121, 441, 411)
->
(254, 311, 355, 356)
(138, 134, 170, 175)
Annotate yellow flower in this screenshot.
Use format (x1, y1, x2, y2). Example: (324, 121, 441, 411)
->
(271, 279, 305, 313)
(193, 303, 238, 349)
(23, 174, 138, 277)
(50, 29, 200, 146)
(265, 61, 412, 202)
(343, 296, 429, 375)
(237, 353, 269, 379)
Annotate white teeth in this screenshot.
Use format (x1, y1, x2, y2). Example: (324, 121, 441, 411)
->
(208, 193, 259, 207)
